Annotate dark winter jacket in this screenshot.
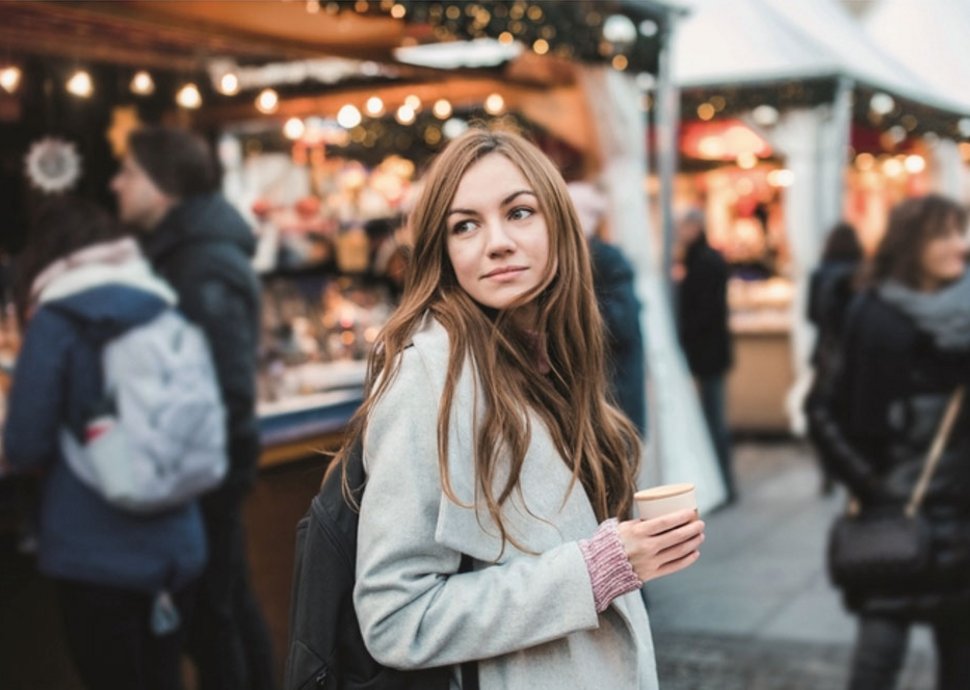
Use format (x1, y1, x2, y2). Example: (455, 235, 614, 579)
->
(807, 260, 858, 368)
(589, 237, 646, 436)
(807, 290, 970, 618)
(677, 237, 732, 378)
(141, 194, 262, 489)
(4, 256, 206, 593)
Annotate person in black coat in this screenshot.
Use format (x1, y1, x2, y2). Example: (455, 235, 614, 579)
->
(807, 195, 970, 690)
(807, 222, 863, 494)
(568, 182, 646, 437)
(808, 221, 863, 368)
(675, 209, 735, 503)
(111, 127, 275, 690)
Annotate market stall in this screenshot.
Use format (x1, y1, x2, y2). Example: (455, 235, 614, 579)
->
(669, 0, 970, 433)
(0, 0, 684, 464)
(861, 0, 970, 202)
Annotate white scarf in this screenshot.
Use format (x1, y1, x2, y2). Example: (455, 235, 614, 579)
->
(30, 237, 176, 311)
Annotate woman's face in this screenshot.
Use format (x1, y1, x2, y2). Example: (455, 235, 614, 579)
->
(920, 215, 968, 291)
(445, 153, 550, 316)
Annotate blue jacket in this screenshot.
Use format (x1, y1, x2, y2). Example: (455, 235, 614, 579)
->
(4, 263, 206, 593)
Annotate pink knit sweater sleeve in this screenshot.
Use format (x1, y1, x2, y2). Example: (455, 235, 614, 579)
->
(578, 518, 643, 613)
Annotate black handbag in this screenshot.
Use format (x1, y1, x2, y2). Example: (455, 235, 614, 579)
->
(828, 386, 964, 592)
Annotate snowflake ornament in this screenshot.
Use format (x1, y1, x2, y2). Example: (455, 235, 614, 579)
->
(24, 137, 82, 193)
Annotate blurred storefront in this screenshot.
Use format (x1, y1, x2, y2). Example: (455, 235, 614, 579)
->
(0, 0, 676, 462)
(665, 0, 970, 434)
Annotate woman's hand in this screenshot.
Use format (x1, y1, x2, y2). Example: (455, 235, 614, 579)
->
(616, 509, 705, 583)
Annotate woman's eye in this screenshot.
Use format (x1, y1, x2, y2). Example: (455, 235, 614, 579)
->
(451, 219, 476, 235)
(509, 207, 534, 221)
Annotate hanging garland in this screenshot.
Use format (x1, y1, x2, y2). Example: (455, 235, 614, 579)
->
(332, 0, 666, 74)
(682, 78, 970, 143)
(681, 80, 839, 123)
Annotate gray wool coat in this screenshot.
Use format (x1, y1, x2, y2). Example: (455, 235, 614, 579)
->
(354, 316, 659, 689)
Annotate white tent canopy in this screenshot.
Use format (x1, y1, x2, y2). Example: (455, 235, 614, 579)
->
(675, 0, 968, 116)
(862, 0, 970, 115)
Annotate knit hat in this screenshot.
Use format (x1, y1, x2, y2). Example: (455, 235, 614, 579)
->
(128, 126, 218, 198)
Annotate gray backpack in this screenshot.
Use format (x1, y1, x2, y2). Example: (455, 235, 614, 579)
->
(60, 309, 228, 513)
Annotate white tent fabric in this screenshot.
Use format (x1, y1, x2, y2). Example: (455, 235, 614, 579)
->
(578, 66, 726, 514)
(862, 0, 970, 114)
(676, 0, 968, 115)
(862, 0, 970, 201)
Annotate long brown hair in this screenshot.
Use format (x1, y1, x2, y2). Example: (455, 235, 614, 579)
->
(868, 194, 967, 289)
(336, 128, 640, 549)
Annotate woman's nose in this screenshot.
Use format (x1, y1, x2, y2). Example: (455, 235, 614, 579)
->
(484, 220, 515, 256)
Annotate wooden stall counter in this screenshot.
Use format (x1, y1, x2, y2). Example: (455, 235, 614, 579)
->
(726, 312, 794, 434)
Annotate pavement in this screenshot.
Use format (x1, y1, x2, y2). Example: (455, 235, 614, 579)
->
(648, 440, 935, 690)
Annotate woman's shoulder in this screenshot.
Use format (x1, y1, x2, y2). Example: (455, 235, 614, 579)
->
(410, 313, 451, 363)
(374, 315, 451, 408)
(848, 290, 918, 348)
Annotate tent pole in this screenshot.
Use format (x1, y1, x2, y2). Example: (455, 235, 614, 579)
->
(655, 17, 681, 304)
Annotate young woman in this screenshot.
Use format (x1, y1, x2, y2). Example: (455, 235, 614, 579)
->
(346, 129, 705, 689)
(808, 195, 970, 690)
(4, 196, 205, 690)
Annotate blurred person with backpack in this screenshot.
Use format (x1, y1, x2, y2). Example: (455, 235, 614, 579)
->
(110, 126, 272, 690)
(292, 129, 704, 689)
(3, 196, 207, 690)
(807, 195, 970, 690)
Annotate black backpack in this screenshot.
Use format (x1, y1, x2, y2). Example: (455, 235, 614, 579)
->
(284, 434, 478, 690)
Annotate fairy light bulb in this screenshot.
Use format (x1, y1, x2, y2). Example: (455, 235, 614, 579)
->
(1, 65, 23, 93)
(176, 83, 202, 109)
(66, 69, 94, 98)
(130, 71, 155, 96)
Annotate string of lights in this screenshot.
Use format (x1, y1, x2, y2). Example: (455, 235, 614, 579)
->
(682, 78, 970, 144)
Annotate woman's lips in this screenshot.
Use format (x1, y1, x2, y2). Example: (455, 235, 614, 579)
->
(482, 266, 527, 279)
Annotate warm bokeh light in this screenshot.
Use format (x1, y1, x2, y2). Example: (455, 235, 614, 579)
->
(66, 70, 94, 98)
(0, 66, 22, 93)
(176, 83, 202, 109)
(219, 73, 240, 96)
(432, 99, 453, 119)
(855, 152, 876, 171)
(904, 154, 926, 174)
(130, 71, 155, 96)
(882, 157, 904, 177)
(395, 104, 416, 125)
(365, 96, 385, 117)
(283, 117, 306, 140)
(484, 93, 505, 115)
(255, 88, 279, 114)
(337, 104, 362, 129)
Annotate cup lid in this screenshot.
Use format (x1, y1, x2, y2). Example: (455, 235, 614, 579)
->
(634, 483, 695, 500)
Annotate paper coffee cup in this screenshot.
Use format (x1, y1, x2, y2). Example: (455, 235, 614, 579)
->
(635, 483, 698, 520)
